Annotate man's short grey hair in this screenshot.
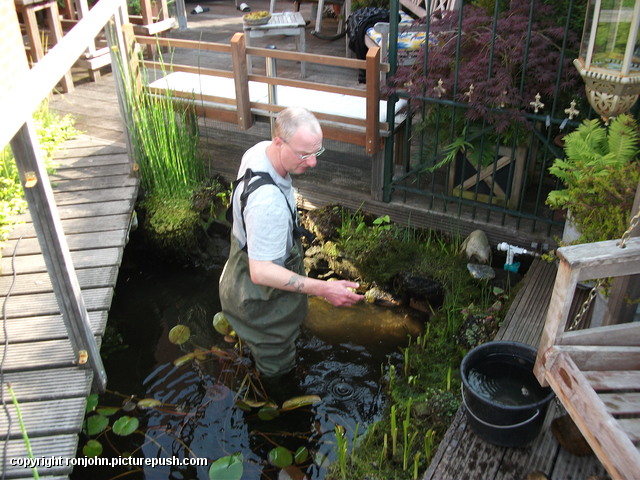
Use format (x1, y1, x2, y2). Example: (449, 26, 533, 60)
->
(274, 107, 322, 141)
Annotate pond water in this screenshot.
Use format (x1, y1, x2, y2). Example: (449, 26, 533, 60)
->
(71, 233, 405, 480)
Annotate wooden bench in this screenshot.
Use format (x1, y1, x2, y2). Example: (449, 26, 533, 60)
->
(127, 27, 405, 200)
(534, 238, 640, 480)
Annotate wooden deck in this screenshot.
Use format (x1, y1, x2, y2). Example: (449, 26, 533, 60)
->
(0, 136, 137, 479)
(423, 258, 610, 480)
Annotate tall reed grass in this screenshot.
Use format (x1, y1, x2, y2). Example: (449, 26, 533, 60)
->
(115, 37, 205, 201)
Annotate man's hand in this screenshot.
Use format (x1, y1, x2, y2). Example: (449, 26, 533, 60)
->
(249, 259, 364, 307)
(320, 280, 363, 307)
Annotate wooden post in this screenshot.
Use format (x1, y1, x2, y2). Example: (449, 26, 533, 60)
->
(365, 46, 380, 156)
(231, 32, 253, 131)
(106, 21, 137, 168)
(534, 256, 579, 385)
(10, 121, 107, 393)
(603, 179, 640, 325)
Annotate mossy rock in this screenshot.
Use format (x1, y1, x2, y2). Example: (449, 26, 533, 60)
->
(301, 204, 344, 242)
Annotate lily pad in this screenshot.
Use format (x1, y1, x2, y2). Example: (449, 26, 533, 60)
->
(294, 446, 309, 464)
(96, 406, 119, 416)
(258, 404, 280, 421)
(112, 416, 139, 436)
(82, 439, 103, 457)
(137, 398, 162, 409)
(281, 395, 321, 411)
(168, 325, 191, 345)
(213, 311, 232, 335)
(85, 394, 99, 413)
(86, 414, 109, 436)
(268, 446, 293, 468)
(209, 453, 243, 480)
(173, 352, 195, 367)
(240, 399, 267, 409)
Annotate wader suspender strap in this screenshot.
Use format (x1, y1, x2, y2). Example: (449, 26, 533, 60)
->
(226, 169, 315, 250)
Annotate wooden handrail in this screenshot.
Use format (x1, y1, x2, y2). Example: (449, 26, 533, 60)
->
(3, 0, 132, 393)
(134, 32, 388, 154)
(1, 0, 125, 149)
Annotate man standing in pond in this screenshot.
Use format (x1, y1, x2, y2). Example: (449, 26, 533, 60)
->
(219, 107, 363, 382)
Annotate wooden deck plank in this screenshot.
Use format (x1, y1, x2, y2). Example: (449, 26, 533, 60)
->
(13, 199, 134, 222)
(52, 186, 137, 206)
(0, 338, 102, 372)
(1, 232, 126, 256)
(49, 172, 138, 189)
(496, 258, 556, 346)
(1, 248, 123, 275)
(1, 368, 93, 402)
(0, 311, 108, 343)
(0, 287, 113, 318)
(3, 434, 78, 478)
(0, 266, 119, 294)
(0, 397, 87, 440)
(50, 163, 132, 179)
(53, 152, 129, 168)
(8, 217, 131, 239)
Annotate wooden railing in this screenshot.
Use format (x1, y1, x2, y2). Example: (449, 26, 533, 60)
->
(2, 0, 134, 392)
(131, 30, 403, 200)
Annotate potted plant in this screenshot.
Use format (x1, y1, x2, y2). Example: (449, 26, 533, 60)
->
(546, 113, 640, 245)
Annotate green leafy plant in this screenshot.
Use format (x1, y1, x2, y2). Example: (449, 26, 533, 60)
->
(546, 113, 640, 244)
(0, 102, 76, 258)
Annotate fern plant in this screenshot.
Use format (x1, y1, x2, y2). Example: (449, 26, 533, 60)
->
(546, 114, 640, 243)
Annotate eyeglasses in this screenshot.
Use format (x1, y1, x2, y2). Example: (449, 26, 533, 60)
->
(283, 140, 325, 161)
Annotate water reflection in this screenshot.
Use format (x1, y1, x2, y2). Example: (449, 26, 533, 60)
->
(73, 241, 405, 480)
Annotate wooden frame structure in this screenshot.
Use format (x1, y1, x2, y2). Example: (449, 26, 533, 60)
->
(534, 238, 640, 480)
(132, 30, 403, 201)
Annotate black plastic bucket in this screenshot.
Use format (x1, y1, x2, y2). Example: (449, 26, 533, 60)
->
(460, 341, 555, 447)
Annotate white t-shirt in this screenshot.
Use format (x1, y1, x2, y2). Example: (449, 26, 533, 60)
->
(231, 141, 297, 266)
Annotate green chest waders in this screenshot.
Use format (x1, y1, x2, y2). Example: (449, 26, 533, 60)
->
(219, 169, 311, 378)
(219, 235, 308, 378)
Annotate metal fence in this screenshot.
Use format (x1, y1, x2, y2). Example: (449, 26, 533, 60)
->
(382, 0, 593, 245)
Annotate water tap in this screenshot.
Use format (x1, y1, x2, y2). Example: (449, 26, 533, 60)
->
(496, 242, 534, 273)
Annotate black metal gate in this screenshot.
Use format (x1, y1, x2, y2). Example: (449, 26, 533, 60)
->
(381, 0, 591, 246)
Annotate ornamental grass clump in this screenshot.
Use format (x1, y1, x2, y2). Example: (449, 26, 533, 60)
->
(129, 89, 204, 200)
(115, 39, 208, 255)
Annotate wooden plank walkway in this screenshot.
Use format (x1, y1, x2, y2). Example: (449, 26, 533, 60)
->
(423, 258, 610, 480)
(0, 135, 137, 479)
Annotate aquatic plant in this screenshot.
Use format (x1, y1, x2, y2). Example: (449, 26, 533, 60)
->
(8, 384, 39, 479)
(110, 34, 212, 260)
